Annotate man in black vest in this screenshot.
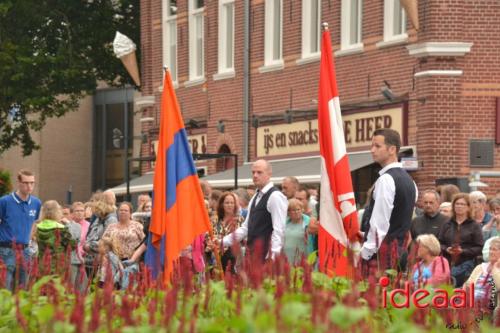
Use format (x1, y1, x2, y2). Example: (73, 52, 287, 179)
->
(360, 128, 418, 275)
(222, 159, 288, 261)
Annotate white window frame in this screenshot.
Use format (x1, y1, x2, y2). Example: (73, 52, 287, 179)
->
(299, 0, 321, 64)
(339, 0, 363, 54)
(260, 0, 283, 73)
(188, 0, 205, 84)
(162, 0, 178, 85)
(215, 0, 235, 80)
(379, 0, 407, 46)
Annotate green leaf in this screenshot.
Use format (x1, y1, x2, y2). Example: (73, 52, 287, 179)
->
(329, 304, 368, 330)
(33, 303, 55, 325)
(280, 301, 310, 326)
(307, 251, 318, 265)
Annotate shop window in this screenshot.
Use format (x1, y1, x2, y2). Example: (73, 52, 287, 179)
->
(383, 0, 407, 42)
(263, 0, 283, 68)
(217, 0, 235, 76)
(340, 0, 363, 51)
(189, 0, 205, 81)
(301, 0, 321, 58)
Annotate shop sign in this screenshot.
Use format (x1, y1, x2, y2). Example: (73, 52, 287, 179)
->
(152, 134, 207, 167)
(401, 157, 419, 171)
(257, 107, 404, 157)
(152, 133, 207, 156)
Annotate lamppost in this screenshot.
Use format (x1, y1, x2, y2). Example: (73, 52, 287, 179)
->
(113, 32, 141, 201)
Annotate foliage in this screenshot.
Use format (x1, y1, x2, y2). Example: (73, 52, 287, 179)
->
(0, 255, 498, 333)
(0, 168, 12, 196)
(0, 0, 139, 155)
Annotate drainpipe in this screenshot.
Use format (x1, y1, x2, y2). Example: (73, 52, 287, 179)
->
(243, 0, 250, 162)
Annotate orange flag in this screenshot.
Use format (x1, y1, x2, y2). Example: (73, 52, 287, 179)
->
(145, 70, 211, 283)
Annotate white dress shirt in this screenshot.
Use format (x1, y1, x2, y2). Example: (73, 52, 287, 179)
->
(223, 182, 288, 257)
(360, 162, 418, 260)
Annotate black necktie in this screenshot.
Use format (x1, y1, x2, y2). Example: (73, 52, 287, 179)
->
(251, 190, 260, 210)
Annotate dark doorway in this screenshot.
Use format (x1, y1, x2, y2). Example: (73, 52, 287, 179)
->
(216, 144, 233, 172)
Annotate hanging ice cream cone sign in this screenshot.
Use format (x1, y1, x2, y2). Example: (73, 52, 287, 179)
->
(113, 31, 141, 86)
(400, 0, 419, 31)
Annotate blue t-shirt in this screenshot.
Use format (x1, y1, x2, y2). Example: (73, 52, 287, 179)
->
(413, 265, 432, 285)
(0, 192, 41, 245)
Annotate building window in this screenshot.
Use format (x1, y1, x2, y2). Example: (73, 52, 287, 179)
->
(93, 89, 134, 191)
(340, 0, 363, 50)
(301, 0, 321, 58)
(163, 0, 177, 83)
(218, 0, 235, 75)
(189, 0, 205, 81)
(264, 0, 282, 66)
(383, 0, 407, 41)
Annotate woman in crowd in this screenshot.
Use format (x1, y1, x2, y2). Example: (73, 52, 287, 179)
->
(438, 184, 460, 203)
(411, 234, 450, 286)
(179, 234, 206, 284)
(205, 191, 244, 274)
(136, 199, 152, 213)
(438, 193, 484, 287)
(483, 198, 500, 241)
(83, 201, 94, 223)
(439, 202, 452, 218)
(132, 197, 152, 231)
(283, 199, 312, 265)
(233, 188, 251, 219)
(99, 202, 145, 289)
(69, 202, 90, 293)
(209, 190, 222, 219)
(84, 192, 117, 280)
(464, 237, 500, 316)
(35, 200, 77, 274)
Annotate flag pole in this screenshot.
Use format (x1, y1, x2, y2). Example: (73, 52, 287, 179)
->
(207, 224, 225, 280)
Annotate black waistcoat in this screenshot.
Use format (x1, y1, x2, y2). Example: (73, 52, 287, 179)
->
(247, 187, 277, 257)
(363, 167, 416, 246)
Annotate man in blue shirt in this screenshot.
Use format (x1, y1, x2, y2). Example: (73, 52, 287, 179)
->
(0, 169, 41, 291)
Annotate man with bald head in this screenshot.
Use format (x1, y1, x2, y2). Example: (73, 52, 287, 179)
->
(222, 159, 288, 261)
(281, 176, 299, 199)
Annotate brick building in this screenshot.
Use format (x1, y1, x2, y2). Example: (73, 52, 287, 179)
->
(125, 0, 500, 201)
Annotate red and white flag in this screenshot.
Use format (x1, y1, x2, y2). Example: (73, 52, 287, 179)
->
(317, 27, 360, 277)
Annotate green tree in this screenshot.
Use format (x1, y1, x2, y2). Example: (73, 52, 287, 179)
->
(0, 0, 139, 156)
(0, 168, 12, 196)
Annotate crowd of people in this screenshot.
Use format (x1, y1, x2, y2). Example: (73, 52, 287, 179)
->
(0, 129, 499, 321)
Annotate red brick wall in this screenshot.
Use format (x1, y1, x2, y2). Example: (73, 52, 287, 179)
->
(140, 0, 500, 195)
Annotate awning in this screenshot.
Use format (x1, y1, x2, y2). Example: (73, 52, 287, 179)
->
(110, 172, 154, 195)
(202, 152, 376, 188)
(108, 147, 414, 193)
